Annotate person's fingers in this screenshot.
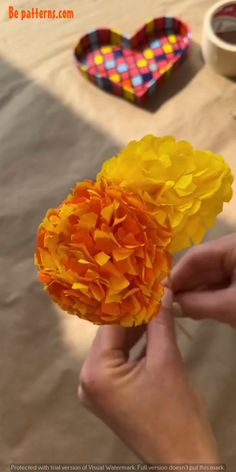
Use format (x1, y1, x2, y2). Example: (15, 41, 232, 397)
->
(147, 288, 179, 360)
(172, 301, 184, 318)
(171, 245, 225, 293)
(174, 286, 236, 324)
(88, 323, 146, 364)
(92, 325, 125, 352)
(78, 324, 144, 402)
(170, 234, 236, 294)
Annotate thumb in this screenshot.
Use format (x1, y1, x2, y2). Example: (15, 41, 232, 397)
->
(147, 288, 179, 360)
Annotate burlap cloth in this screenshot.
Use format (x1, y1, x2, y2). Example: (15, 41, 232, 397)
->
(0, 0, 235, 470)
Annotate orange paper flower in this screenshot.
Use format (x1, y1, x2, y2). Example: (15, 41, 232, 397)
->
(35, 180, 172, 326)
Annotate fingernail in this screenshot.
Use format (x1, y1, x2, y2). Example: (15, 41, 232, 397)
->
(172, 301, 184, 317)
(162, 276, 172, 288)
(162, 288, 173, 310)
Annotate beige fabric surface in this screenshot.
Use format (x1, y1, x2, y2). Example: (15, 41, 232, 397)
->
(0, 0, 236, 470)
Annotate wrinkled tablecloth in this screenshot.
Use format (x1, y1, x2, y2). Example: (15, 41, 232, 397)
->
(0, 0, 236, 470)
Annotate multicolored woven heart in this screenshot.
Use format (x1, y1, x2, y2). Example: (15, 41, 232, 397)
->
(74, 17, 191, 104)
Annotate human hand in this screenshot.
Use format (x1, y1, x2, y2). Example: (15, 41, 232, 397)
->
(170, 233, 236, 327)
(78, 290, 219, 464)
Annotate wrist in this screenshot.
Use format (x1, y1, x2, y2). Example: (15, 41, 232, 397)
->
(140, 438, 219, 465)
(133, 417, 220, 464)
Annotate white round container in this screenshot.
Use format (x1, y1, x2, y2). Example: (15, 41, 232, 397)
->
(202, 0, 236, 77)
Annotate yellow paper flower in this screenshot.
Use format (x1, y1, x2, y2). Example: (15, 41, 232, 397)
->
(35, 179, 172, 326)
(98, 135, 233, 252)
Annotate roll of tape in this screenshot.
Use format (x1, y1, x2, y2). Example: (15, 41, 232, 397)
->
(202, 0, 236, 77)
